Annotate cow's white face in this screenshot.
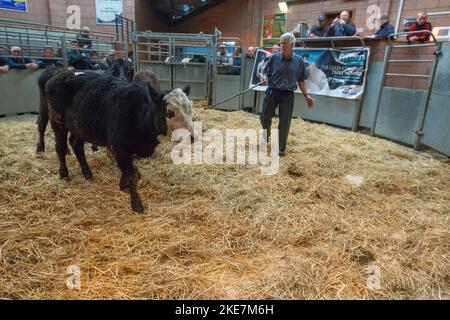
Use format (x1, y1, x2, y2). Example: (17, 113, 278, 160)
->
(163, 88, 196, 142)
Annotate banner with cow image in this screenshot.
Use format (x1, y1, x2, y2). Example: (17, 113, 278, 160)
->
(250, 48, 370, 100)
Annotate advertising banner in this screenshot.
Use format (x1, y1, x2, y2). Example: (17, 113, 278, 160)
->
(96, 0, 123, 25)
(250, 48, 370, 100)
(0, 0, 27, 12)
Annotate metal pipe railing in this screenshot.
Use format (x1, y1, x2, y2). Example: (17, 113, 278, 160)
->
(296, 36, 366, 49)
(388, 30, 437, 46)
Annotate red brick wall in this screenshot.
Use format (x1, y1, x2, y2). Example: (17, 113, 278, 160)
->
(0, 0, 135, 35)
(134, 0, 169, 33)
(162, 0, 450, 47)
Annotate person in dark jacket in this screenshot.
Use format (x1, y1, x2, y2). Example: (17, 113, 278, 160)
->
(370, 13, 395, 39)
(68, 40, 93, 70)
(329, 11, 356, 37)
(36, 47, 63, 69)
(89, 51, 109, 70)
(309, 15, 333, 38)
(7, 46, 38, 70)
(407, 12, 432, 43)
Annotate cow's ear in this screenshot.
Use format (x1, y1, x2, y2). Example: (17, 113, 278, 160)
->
(147, 83, 159, 101)
(183, 85, 191, 96)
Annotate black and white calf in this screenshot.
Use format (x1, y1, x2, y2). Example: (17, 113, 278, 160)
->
(45, 69, 193, 213)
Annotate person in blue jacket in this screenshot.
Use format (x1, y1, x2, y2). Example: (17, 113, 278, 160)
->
(374, 13, 395, 39)
(7, 46, 38, 70)
(36, 47, 63, 69)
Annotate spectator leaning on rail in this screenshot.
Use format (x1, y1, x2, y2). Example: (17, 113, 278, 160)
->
(407, 12, 432, 44)
(68, 40, 93, 70)
(261, 32, 315, 157)
(217, 44, 233, 66)
(370, 13, 395, 40)
(309, 15, 334, 38)
(36, 47, 62, 69)
(329, 11, 356, 37)
(7, 46, 38, 70)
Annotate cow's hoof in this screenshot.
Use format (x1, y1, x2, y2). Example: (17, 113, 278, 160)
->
(36, 144, 44, 153)
(60, 173, 70, 180)
(83, 169, 93, 180)
(131, 200, 145, 213)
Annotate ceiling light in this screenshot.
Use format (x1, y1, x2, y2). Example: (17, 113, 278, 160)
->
(278, 2, 288, 13)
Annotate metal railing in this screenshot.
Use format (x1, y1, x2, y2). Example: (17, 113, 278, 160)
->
(370, 30, 443, 150)
(296, 36, 367, 49)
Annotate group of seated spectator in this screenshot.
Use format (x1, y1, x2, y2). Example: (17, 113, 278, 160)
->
(0, 26, 131, 74)
(308, 10, 432, 42)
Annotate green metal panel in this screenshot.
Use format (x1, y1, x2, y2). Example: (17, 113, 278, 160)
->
(212, 74, 241, 110)
(0, 69, 43, 116)
(138, 62, 172, 91)
(373, 88, 426, 146)
(422, 42, 450, 156)
(359, 62, 384, 129)
(173, 63, 208, 99)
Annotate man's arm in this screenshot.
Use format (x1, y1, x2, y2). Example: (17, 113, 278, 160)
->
(298, 80, 315, 108)
(7, 58, 27, 70)
(418, 23, 433, 41)
(343, 22, 357, 36)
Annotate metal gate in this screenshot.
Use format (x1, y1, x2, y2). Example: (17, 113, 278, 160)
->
(370, 31, 442, 149)
(133, 32, 215, 100)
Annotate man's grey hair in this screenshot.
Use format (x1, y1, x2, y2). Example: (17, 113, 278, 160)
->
(11, 46, 22, 52)
(280, 32, 296, 44)
(380, 13, 390, 22)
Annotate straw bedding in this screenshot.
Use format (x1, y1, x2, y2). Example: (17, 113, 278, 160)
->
(0, 103, 449, 299)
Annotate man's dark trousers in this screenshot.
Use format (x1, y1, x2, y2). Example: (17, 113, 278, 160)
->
(260, 88, 294, 153)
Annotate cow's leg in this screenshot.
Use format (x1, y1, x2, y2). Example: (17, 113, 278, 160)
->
(52, 124, 70, 180)
(132, 163, 141, 180)
(36, 96, 48, 153)
(113, 146, 144, 213)
(71, 138, 93, 180)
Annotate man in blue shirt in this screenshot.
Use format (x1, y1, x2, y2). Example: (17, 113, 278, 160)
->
(329, 11, 356, 37)
(261, 33, 315, 157)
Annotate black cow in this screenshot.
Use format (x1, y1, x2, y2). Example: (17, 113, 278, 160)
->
(36, 58, 134, 153)
(45, 70, 169, 213)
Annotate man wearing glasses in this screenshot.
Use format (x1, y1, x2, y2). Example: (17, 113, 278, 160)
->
(407, 13, 432, 44)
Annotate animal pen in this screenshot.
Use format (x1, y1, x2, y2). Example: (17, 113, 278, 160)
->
(0, 19, 449, 300)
